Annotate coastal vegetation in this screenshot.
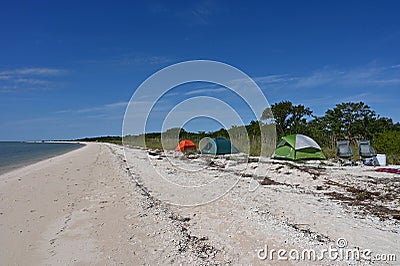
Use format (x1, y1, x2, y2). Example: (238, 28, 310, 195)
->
(80, 101, 400, 164)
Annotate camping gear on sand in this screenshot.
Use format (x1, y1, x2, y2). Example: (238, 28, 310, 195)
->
(363, 154, 387, 166)
(337, 140, 356, 166)
(148, 151, 162, 160)
(200, 138, 239, 155)
(376, 154, 387, 166)
(358, 140, 376, 159)
(337, 140, 353, 158)
(358, 140, 378, 166)
(273, 134, 326, 161)
(175, 140, 197, 152)
(363, 157, 377, 166)
(376, 168, 400, 174)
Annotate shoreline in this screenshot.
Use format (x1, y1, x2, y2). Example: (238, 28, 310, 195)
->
(0, 141, 85, 175)
(0, 143, 127, 264)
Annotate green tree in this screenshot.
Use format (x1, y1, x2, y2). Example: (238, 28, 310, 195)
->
(246, 120, 261, 137)
(262, 101, 312, 138)
(372, 117, 395, 132)
(307, 116, 332, 148)
(287, 104, 312, 134)
(321, 102, 377, 144)
(372, 130, 400, 164)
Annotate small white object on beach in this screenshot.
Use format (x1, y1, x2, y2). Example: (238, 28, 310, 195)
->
(376, 154, 387, 166)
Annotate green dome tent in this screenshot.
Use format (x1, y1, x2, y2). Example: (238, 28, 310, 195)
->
(273, 134, 326, 161)
(200, 138, 239, 155)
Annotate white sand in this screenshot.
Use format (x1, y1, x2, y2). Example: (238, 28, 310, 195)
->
(0, 143, 399, 265)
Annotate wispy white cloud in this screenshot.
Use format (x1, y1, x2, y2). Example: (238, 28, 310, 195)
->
(186, 1, 216, 25)
(253, 74, 298, 84)
(0, 67, 66, 93)
(147, 2, 169, 14)
(14, 78, 50, 85)
(291, 70, 340, 88)
(78, 54, 174, 67)
(371, 78, 400, 84)
(0, 75, 11, 80)
(105, 101, 129, 108)
(0, 68, 66, 76)
(339, 92, 399, 104)
(5, 117, 58, 126)
(389, 64, 400, 69)
(184, 86, 226, 96)
(56, 101, 129, 114)
(289, 64, 400, 89)
(247, 63, 400, 120)
(147, 1, 221, 26)
(118, 54, 172, 66)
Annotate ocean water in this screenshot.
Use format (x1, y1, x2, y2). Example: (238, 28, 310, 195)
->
(0, 142, 84, 174)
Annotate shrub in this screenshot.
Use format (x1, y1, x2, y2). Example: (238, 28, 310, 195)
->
(373, 131, 400, 164)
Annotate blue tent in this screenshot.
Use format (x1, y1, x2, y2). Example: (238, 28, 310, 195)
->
(200, 138, 239, 155)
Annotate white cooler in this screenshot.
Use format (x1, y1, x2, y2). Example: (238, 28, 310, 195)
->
(376, 154, 387, 166)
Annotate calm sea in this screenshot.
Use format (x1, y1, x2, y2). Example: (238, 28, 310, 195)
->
(0, 142, 84, 174)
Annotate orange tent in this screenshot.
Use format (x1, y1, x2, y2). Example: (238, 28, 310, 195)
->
(175, 140, 197, 151)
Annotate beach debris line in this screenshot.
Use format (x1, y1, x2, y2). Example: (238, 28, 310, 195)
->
(113, 146, 222, 263)
(288, 223, 331, 243)
(260, 177, 282, 186)
(272, 161, 326, 179)
(324, 179, 400, 221)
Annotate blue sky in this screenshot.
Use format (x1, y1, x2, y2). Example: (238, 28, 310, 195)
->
(1, 0, 399, 140)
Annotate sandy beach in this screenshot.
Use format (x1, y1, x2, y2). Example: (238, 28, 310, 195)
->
(0, 142, 399, 265)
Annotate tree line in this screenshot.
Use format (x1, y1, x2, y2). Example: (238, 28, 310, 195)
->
(81, 101, 400, 164)
(262, 101, 400, 163)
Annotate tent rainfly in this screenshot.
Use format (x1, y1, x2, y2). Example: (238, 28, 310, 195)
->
(273, 134, 326, 161)
(175, 140, 197, 152)
(200, 138, 239, 155)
